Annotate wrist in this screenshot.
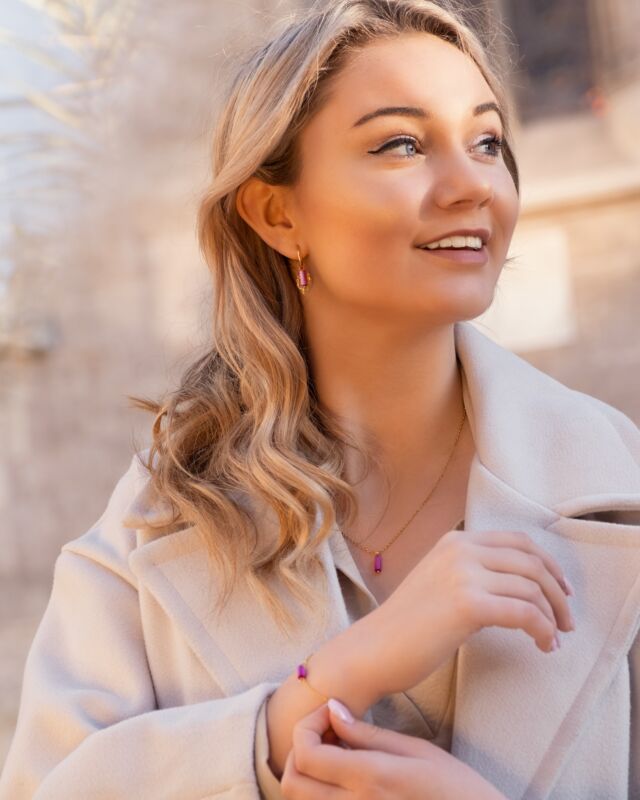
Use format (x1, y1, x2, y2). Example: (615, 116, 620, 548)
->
(309, 611, 385, 714)
(265, 612, 383, 780)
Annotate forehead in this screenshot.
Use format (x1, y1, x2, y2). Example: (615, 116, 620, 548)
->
(317, 32, 495, 125)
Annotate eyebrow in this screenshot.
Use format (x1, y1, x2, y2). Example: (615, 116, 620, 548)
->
(351, 101, 504, 129)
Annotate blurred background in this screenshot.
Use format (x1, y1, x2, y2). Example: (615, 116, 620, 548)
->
(1, 0, 639, 762)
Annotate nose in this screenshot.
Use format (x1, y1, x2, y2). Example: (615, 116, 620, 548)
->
(429, 146, 494, 209)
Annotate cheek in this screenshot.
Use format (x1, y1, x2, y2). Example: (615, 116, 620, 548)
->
(493, 171, 520, 241)
(297, 160, 417, 264)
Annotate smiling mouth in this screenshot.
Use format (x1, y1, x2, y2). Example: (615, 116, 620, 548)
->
(417, 243, 484, 251)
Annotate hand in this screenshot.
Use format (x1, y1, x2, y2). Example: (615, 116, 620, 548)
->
(369, 527, 575, 697)
(280, 699, 507, 799)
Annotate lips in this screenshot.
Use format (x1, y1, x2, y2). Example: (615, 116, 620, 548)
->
(416, 243, 489, 265)
(419, 244, 480, 251)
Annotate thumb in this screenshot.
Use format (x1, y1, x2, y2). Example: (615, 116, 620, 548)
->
(327, 698, 423, 758)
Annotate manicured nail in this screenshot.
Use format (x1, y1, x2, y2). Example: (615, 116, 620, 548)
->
(563, 576, 575, 596)
(328, 698, 354, 723)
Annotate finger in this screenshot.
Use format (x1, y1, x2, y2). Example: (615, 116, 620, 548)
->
(483, 569, 556, 628)
(483, 571, 558, 650)
(477, 545, 574, 632)
(292, 703, 367, 787)
(293, 701, 423, 791)
(293, 702, 337, 743)
(470, 591, 558, 652)
(281, 745, 345, 800)
(474, 529, 572, 596)
(328, 702, 427, 758)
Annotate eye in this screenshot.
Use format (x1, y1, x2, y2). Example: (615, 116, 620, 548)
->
(477, 134, 503, 157)
(370, 133, 504, 159)
(369, 135, 421, 158)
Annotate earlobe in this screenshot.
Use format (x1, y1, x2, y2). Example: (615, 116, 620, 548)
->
(235, 177, 295, 257)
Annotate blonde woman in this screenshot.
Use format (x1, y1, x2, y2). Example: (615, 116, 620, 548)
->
(2, 1, 640, 798)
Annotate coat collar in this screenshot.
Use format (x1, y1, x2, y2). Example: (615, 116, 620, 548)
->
(125, 320, 640, 799)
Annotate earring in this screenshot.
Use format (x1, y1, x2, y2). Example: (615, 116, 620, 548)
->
(294, 246, 312, 295)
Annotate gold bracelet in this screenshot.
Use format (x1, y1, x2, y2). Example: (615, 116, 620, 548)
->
(296, 653, 330, 702)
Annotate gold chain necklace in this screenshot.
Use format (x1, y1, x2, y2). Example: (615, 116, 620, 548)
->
(340, 401, 467, 575)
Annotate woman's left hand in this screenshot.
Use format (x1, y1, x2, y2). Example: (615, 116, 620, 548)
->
(280, 699, 507, 800)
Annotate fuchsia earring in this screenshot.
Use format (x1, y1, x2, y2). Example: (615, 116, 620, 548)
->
(294, 246, 312, 294)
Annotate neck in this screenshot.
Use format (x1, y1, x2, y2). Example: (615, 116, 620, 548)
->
(304, 310, 466, 488)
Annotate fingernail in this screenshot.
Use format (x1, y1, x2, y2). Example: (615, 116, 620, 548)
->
(328, 698, 354, 723)
(554, 633, 561, 650)
(563, 576, 576, 596)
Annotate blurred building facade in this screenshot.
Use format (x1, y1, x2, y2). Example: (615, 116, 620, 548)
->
(477, 0, 640, 401)
(1, 0, 639, 763)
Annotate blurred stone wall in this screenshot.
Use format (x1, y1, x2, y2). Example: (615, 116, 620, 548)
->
(0, 0, 307, 578)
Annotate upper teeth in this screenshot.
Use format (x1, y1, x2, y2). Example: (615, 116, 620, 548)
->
(423, 235, 483, 250)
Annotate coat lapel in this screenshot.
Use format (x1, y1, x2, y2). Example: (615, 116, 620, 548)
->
(451, 458, 640, 798)
(125, 480, 358, 695)
(124, 320, 640, 799)
(450, 322, 640, 798)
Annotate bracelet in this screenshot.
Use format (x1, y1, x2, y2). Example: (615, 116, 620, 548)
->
(296, 653, 330, 702)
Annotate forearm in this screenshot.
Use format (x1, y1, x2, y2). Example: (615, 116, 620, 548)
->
(266, 611, 383, 779)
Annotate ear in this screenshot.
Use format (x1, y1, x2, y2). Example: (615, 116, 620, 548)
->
(235, 177, 300, 260)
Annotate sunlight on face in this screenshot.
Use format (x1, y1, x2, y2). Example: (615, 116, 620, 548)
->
(290, 32, 520, 323)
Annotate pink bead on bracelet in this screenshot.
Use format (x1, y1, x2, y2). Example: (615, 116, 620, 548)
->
(297, 654, 329, 702)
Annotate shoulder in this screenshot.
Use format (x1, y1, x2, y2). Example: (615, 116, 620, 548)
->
(460, 323, 640, 506)
(60, 449, 158, 574)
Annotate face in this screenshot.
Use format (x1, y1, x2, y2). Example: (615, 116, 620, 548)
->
(286, 32, 520, 325)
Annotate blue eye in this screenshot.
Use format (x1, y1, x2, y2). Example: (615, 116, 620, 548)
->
(371, 134, 504, 159)
(478, 135, 503, 156)
(371, 136, 420, 158)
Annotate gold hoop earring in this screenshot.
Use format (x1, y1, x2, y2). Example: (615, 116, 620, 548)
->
(294, 246, 312, 295)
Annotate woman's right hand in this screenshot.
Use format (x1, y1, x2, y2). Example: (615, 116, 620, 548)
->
(368, 527, 576, 697)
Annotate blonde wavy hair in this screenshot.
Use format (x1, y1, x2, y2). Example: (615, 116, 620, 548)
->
(130, 0, 520, 636)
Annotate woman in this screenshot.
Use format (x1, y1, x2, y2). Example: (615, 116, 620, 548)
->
(2, 1, 639, 798)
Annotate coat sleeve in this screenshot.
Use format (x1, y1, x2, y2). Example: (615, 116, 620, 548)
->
(0, 455, 283, 800)
(254, 696, 285, 800)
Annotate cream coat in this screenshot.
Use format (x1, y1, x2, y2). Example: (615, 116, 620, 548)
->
(1, 320, 639, 800)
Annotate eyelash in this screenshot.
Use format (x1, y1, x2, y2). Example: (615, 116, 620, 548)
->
(371, 133, 504, 159)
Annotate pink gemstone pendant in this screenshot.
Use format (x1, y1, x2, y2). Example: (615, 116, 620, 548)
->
(296, 269, 312, 294)
(374, 552, 382, 573)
